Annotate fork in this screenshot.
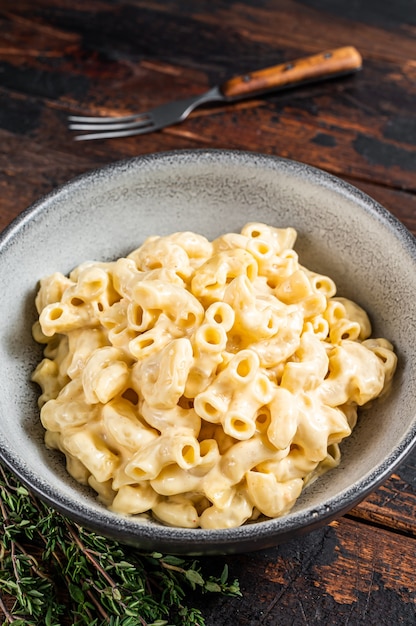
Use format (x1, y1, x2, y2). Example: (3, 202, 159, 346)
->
(69, 46, 362, 141)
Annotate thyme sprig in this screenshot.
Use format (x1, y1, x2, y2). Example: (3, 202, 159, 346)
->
(0, 464, 241, 625)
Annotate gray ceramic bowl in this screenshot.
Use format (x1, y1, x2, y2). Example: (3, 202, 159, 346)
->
(0, 149, 415, 555)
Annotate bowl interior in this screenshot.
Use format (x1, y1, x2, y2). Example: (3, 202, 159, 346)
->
(0, 150, 415, 554)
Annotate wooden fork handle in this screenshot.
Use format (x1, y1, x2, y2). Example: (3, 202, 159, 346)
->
(221, 46, 362, 99)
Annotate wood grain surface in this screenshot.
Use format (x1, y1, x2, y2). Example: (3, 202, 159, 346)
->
(0, 0, 415, 624)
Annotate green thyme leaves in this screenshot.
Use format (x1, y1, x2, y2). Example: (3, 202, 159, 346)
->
(0, 465, 240, 625)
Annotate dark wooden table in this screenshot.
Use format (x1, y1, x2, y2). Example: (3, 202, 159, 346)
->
(1, 1, 415, 624)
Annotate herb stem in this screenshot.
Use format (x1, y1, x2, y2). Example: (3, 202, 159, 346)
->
(0, 592, 14, 623)
(65, 521, 117, 590)
(10, 543, 19, 590)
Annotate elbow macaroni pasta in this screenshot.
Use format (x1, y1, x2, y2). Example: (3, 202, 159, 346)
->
(32, 223, 397, 529)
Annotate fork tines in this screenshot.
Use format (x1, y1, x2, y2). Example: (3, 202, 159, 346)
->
(68, 113, 155, 140)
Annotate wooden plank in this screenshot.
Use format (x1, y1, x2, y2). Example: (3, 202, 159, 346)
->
(1, 2, 415, 194)
(1, 63, 416, 184)
(1, 81, 416, 200)
(350, 440, 416, 536)
(188, 515, 416, 625)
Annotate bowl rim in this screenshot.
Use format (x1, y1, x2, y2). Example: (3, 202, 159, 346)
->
(1, 148, 415, 553)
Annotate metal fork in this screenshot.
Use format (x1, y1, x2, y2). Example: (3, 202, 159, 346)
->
(69, 46, 362, 141)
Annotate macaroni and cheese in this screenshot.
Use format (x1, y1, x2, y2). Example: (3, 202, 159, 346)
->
(32, 223, 397, 529)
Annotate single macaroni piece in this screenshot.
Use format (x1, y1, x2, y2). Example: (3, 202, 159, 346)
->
(32, 223, 397, 529)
